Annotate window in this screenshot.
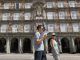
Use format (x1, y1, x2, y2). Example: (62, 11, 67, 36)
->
(3, 3, 10, 9)
(2, 13, 10, 20)
(47, 12, 53, 19)
(69, 1, 76, 7)
(25, 3, 32, 9)
(71, 11, 77, 19)
(48, 24, 54, 32)
(60, 23, 67, 32)
(13, 13, 20, 20)
(24, 13, 31, 20)
(59, 11, 66, 19)
(57, 1, 64, 8)
(46, 2, 53, 8)
(0, 24, 8, 33)
(24, 24, 31, 32)
(72, 23, 79, 32)
(12, 24, 18, 32)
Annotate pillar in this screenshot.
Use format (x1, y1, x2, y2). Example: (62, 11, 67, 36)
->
(58, 40, 62, 53)
(57, 37, 62, 53)
(19, 38, 23, 53)
(69, 38, 76, 53)
(6, 38, 10, 54)
(31, 38, 35, 54)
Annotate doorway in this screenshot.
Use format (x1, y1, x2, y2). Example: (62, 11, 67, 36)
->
(0, 38, 6, 53)
(10, 38, 19, 53)
(61, 37, 70, 53)
(74, 37, 80, 53)
(22, 38, 31, 53)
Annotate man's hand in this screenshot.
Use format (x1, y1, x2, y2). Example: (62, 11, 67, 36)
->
(43, 34, 47, 40)
(36, 39, 42, 45)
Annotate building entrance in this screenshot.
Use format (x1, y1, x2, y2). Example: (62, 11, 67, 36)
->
(74, 37, 80, 53)
(0, 38, 6, 53)
(22, 38, 31, 53)
(10, 38, 19, 53)
(61, 37, 70, 53)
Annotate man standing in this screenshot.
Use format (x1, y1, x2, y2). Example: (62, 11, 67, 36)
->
(34, 25, 47, 60)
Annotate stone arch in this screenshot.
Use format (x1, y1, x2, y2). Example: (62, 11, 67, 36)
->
(74, 37, 80, 53)
(10, 38, 19, 53)
(0, 38, 6, 53)
(61, 37, 70, 53)
(22, 38, 31, 53)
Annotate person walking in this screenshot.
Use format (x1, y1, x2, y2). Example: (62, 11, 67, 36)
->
(34, 25, 47, 60)
(50, 33, 60, 60)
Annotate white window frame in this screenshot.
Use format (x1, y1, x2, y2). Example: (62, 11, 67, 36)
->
(25, 3, 32, 9)
(48, 24, 54, 32)
(13, 13, 20, 20)
(4, 3, 10, 9)
(72, 23, 79, 32)
(46, 2, 53, 8)
(12, 24, 18, 32)
(69, 1, 76, 7)
(47, 12, 53, 19)
(60, 23, 67, 32)
(0, 24, 8, 33)
(59, 11, 66, 19)
(24, 13, 31, 20)
(2, 13, 10, 20)
(57, 1, 64, 8)
(24, 24, 31, 32)
(71, 11, 77, 19)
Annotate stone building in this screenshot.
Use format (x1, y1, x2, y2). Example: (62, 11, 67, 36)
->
(0, 0, 80, 54)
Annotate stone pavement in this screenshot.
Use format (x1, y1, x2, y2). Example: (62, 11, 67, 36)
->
(0, 53, 80, 60)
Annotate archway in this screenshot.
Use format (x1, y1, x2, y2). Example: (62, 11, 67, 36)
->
(22, 38, 31, 53)
(61, 37, 70, 53)
(74, 37, 80, 53)
(10, 38, 19, 53)
(0, 38, 6, 53)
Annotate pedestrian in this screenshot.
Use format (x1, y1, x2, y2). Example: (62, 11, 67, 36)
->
(50, 33, 60, 60)
(34, 25, 47, 60)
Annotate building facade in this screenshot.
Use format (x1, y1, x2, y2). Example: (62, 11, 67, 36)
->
(0, 0, 80, 54)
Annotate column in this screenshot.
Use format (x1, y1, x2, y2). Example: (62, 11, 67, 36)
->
(19, 38, 23, 53)
(31, 37, 35, 54)
(6, 38, 10, 54)
(58, 38, 62, 53)
(69, 38, 76, 53)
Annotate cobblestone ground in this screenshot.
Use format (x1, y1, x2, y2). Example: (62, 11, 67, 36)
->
(0, 53, 80, 60)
